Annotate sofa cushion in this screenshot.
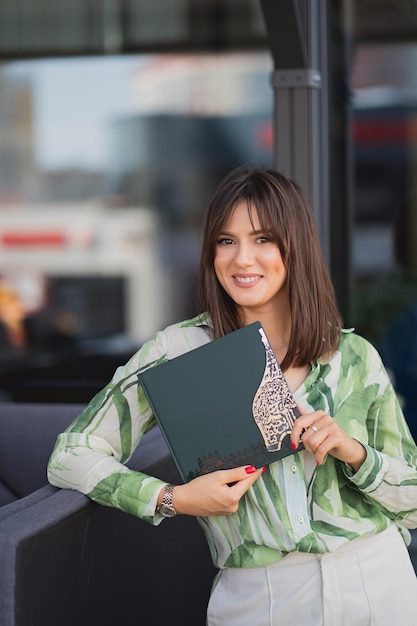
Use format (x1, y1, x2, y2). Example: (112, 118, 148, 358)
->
(0, 402, 174, 506)
(0, 403, 85, 504)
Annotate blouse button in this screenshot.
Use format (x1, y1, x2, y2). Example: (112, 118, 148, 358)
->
(297, 516, 304, 524)
(290, 464, 297, 473)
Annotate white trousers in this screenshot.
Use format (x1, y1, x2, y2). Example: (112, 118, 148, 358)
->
(207, 525, 417, 626)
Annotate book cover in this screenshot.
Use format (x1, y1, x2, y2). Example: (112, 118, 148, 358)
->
(138, 321, 302, 482)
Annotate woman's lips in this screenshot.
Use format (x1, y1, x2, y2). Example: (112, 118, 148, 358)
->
(233, 274, 262, 285)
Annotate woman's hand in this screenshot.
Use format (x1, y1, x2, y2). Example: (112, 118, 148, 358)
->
(160, 465, 265, 517)
(291, 406, 366, 472)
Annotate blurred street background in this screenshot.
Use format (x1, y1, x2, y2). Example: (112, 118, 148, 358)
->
(0, 1, 416, 441)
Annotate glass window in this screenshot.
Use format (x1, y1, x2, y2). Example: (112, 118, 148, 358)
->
(0, 52, 273, 399)
(351, 42, 417, 439)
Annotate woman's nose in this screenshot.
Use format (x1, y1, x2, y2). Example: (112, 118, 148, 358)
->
(234, 243, 254, 266)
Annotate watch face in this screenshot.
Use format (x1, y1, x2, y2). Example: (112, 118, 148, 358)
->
(159, 503, 176, 518)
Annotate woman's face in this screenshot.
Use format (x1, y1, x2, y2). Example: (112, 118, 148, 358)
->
(214, 202, 288, 321)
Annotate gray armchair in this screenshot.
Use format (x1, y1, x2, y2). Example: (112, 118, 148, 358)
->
(0, 403, 217, 626)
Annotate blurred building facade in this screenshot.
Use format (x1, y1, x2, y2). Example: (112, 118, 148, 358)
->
(0, 0, 416, 437)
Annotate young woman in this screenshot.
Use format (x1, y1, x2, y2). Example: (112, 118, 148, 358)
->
(48, 166, 417, 625)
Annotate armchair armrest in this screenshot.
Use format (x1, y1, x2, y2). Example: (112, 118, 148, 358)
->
(0, 426, 217, 626)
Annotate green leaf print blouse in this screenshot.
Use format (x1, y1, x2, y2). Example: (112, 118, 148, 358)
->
(47, 313, 417, 569)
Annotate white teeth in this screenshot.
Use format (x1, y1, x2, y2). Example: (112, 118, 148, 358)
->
(235, 276, 259, 283)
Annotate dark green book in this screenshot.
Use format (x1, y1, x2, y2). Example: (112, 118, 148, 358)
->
(138, 321, 302, 482)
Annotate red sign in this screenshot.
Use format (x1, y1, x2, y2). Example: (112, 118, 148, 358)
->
(0, 232, 67, 246)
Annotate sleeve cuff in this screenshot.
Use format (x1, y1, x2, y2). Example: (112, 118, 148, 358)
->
(342, 442, 389, 492)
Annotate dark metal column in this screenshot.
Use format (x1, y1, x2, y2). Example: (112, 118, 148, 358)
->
(260, 0, 352, 322)
(326, 0, 353, 323)
(260, 0, 330, 260)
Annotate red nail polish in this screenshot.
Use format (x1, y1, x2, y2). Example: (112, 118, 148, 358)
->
(291, 442, 297, 450)
(262, 466, 267, 473)
(245, 465, 256, 474)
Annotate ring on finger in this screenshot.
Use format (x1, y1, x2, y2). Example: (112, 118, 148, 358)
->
(310, 424, 319, 433)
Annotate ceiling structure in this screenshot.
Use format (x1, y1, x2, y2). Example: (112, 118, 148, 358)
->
(0, 1, 416, 60)
(354, 0, 417, 43)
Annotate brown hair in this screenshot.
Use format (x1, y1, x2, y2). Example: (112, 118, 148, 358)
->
(197, 166, 342, 370)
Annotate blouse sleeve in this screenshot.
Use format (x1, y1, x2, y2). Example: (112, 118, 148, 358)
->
(47, 330, 171, 525)
(343, 341, 417, 529)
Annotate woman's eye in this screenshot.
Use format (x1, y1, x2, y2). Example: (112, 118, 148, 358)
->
(257, 236, 270, 243)
(218, 237, 234, 245)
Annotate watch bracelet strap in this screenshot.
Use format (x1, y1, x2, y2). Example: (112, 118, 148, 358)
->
(161, 484, 175, 509)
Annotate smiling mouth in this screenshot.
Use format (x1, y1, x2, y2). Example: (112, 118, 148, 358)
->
(233, 275, 261, 284)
